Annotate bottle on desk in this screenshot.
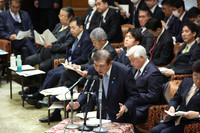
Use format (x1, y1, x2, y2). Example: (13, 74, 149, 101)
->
(10, 53, 16, 67)
(16, 55, 22, 72)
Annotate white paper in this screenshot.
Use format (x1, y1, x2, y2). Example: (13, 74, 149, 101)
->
(76, 111, 97, 119)
(56, 92, 80, 101)
(40, 86, 69, 96)
(34, 29, 57, 45)
(85, 118, 111, 126)
(16, 30, 31, 40)
(16, 70, 45, 77)
(48, 102, 64, 109)
(158, 67, 174, 73)
(119, 4, 129, 13)
(0, 49, 8, 55)
(164, 110, 186, 116)
(9, 65, 35, 71)
(61, 63, 81, 72)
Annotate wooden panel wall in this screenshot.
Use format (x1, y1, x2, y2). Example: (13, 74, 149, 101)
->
(63, 0, 89, 17)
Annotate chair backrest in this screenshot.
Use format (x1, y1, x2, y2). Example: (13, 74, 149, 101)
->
(121, 24, 135, 40)
(54, 58, 65, 69)
(0, 39, 11, 61)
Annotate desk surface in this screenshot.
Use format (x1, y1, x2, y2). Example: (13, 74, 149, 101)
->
(45, 118, 134, 133)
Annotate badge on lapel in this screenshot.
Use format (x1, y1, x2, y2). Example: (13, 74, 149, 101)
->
(112, 77, 115, 84)
(142, 71, 147, 76)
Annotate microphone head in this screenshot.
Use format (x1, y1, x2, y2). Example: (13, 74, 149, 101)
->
(93, 75, 99, 81)
(87, 75, 92, 80)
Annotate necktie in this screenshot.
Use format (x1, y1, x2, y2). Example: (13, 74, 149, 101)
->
(68, 38, 78, 61)
(100, 16, 104, 27)
(14, 14, 19, 22)
(103, 73, 109, 98)
(183, 44, 188, 53)
(59, 26, 65, 32)
(135, 70, 141, 80)
(149, 37, 157, 60)
(132, 5, 136, 26)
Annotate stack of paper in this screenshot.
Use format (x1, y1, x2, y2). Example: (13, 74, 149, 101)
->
(9, 65, 35, 71)
(158, 67, 174, 73)
(56, 92, 80, 101)
(16, 70, 45, 77)
(164, 110, 186, 116)
(40, 86, 69, 96)
(61, 63, 81, 72)
(0, 49, 8, 55)
(85, 118, 111, 126)
(76, 111, 97, 119)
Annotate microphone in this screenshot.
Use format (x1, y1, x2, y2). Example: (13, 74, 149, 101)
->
(98, 78, 103, 103)
(89, 75, 99, 93)
(68, 77, 84, 92)
(82, 75, 92, 93)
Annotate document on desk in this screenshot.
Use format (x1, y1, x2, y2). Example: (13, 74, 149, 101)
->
(9, 65, 35, 71)
(76, 111, 97, 119)
(16, 70, 45, 77)
(164, 110, 186, 116)
(34, 29, 57, 45)
(158, 67, 174, 73)
(56, 92, 80, 101)
(40, 86, 69, 96)
(16, 30, 31, 40)
(85, 118, 111, 126)
(0, 49, 8, 55)
(61, 63, 81, 72)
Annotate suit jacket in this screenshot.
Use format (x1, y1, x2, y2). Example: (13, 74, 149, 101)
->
(65, 30, 93, 65)
(132, 61, 164, 113)
(118, 49, 132, 67)
(80, 43, 118, 70)
(151, 30, 174, 66)
(164, 15, 181, 38)
(100, 8, 123, 43)
(0, 10, 34, 40)
(153, 5, 165, 21)
(77, 61, 139, 124)
(164, 78, 200, 124)
(141, 28, 155, 54)
(37, 0, 62, 9)
(168, 42, 200, 74)
(40, 23, 75, 61)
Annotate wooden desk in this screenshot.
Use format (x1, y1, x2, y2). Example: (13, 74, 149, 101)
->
(45, 118, 134, 133)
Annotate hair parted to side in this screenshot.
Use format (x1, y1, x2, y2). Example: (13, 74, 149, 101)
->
(126, 45, 147, 59)
(61, 6, 74, 18)
(90, 27, 107, 41)
(70, 16, 84, 27)
(93, 49, 112, 65)
(192, 60, 200, 73)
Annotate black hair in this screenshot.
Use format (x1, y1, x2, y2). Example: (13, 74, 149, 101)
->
(93, 49, 112, 65)
(139, 6, 153, 18)
(146, 17, 162, 31)
(127, 28, 142, 43)
(161, 0, 171, 6)
(192, 60, 200, 73)
(187, 7, 200, 19)
(10, 0, 22, 4)
(61, 6, 74, 18)
(170, 0, 185, 11)
(70, 16, 84, 27)
(183, 22, 199, 38)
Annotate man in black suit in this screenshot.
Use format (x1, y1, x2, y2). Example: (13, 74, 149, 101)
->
(146, 17, 174, 66)
(0, 0, 6, 13)
(25, 7, 75, 72)
(145, 0, 164, 21)
(34, 0, 62, 32)
(126, 45, 164, 124)
(96, 0, 123, 43)
(151, 60, 200, 133)
(66, 49, 139, 124)
(162, 22, 200, 77)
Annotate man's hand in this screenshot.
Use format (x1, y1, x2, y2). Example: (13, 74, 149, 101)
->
(76, 70, 88, 78)
(168, 106, 175, 114)
(34, 0, 39, 8)
(71, 64, 80, 69)
(161, 20, 168, 29)
(44, 41, 52, 48)
(66, 102, 80, 111)
(183, 111, 199, 119)
(54, 2, 60, 9)
(115, 48, 122, 54)
(163, 70, 175, 77)
(116, 103, 127, 119)
(10, 34, 16, 41)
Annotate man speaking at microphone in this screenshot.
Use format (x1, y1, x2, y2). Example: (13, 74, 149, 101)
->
(66, 49, 139, 124)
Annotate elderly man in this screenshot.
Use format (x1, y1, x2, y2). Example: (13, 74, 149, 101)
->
(151, 60, 200, 133)
(126, 45, 164, 124)
(67, 49, 139, 124)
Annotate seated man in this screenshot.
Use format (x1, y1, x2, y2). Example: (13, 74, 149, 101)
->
(23, 17, 93, 108)
(25, 7, 75, 72)
(146, 17, 174, 66)
(0, 0, 36, 60)
(66, 49, 139, 124)
(126, 45, 164, 124)
(151, 60, 200, 133)
(162, 22, 200, 78)
(0, 0, 6, 13)
(118, 28, 142, 67)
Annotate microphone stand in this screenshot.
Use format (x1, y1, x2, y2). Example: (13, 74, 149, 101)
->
(93, 78, 108, 133)
(65, 77, 83, 129)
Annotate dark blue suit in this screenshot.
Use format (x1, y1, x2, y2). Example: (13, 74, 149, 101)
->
(118, 49, 132, 67)
(132, 61, 164, 123)
(151, 78, 200, 133)
(0, 10, 36, 59)
(77, 61, 139, 124)
(152, 5, 165, 21)
(38, 30, 93, 92)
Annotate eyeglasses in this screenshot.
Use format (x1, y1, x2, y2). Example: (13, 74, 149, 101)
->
(10, 5, 20, 9)
(58, 15, 68, 19)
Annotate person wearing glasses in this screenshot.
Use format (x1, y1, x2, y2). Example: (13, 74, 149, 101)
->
(0, 0, 36, 60)
(25, 6, 75, 72)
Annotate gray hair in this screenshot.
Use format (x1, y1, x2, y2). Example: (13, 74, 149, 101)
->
(126, 45, 147, 59)
(90, 27, 107, 41)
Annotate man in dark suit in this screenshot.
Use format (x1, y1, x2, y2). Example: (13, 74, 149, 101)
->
(161, 0, 181, 41)
(151, 60, 200, 133)
(145, 0, 164, 21)
(34, 0, 62, 32)
(146, 17, 174, 66)
(0, 0, 6, 13)
(24, 17, 93, 111)
(162, 22, 200, 77)
(25, 7, 75, 72)
(66, 49, 139, 124)
(0, 0, 36, 60)
(96, 0, 123, 43)
(126, 45, 164, 124)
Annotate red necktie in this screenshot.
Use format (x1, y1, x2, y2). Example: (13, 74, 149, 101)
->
(149, 37, 157, 60)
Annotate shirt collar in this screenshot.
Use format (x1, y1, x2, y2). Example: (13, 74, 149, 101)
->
(134, 0, 141, 9)
(9, 9, 21, 23)
(104, 64, 112, 78)
(186, 40, 195, 51)
(157, 27, 165, 42)
(101, 41, 109, 49)
(139, 59, 149, 74)
(102, 8, 109, 22)
(77, 30, 83, 41)
(179, 11, 186, 21)
(150, 3, 158, 13)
